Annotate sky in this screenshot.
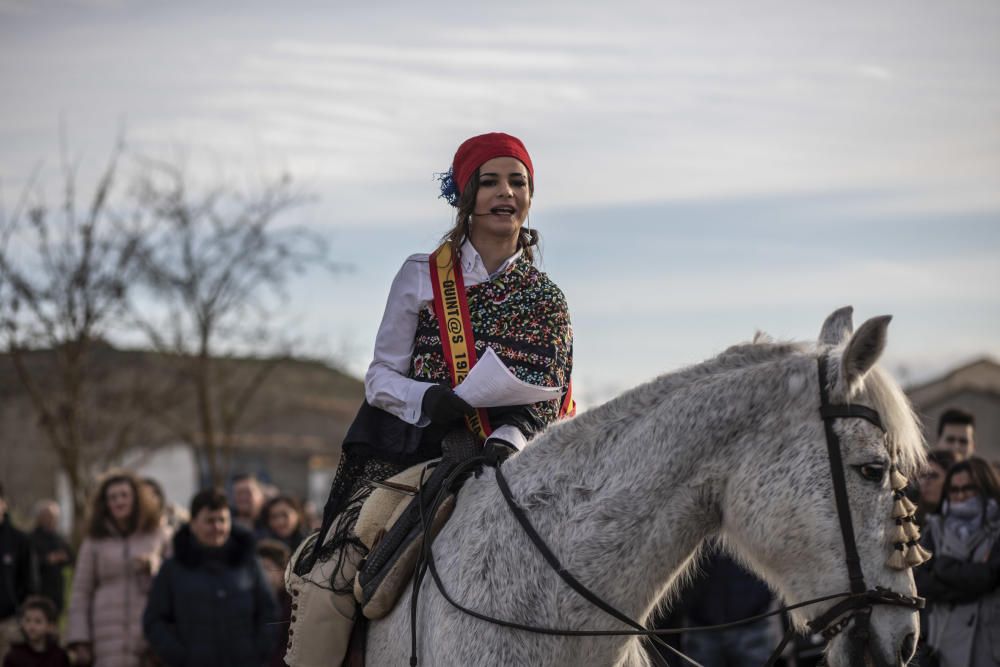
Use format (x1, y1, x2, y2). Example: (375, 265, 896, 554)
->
(1, 0, 998, 407)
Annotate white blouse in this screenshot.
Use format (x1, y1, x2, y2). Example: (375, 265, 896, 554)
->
(364, 239, 526, 449)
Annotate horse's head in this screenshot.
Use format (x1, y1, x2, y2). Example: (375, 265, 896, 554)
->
(721, 307, 925, 667)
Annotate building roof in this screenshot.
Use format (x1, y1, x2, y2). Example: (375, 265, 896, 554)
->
(906, 357, 1000, 407)
(0, 343, 365, 455)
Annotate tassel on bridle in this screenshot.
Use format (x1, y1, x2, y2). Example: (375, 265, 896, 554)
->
(890, 468, 908, 492)
(887, 543, 908, 570)
(884, 466, 931, 570)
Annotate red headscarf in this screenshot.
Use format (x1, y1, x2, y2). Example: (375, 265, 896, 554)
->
(452, 132, 534, 196)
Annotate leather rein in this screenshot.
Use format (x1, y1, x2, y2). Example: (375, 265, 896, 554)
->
(406, 355, 924, 667)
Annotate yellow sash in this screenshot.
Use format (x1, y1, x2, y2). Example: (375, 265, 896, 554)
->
(429, 243, 492, 440)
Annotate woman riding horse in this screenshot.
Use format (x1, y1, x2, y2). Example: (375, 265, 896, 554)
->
(285, 132, 575, 667)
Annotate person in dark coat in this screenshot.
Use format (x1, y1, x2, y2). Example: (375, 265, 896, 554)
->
(680, 542, 780, 667)
(28, 502, 73, 615)
(0, 483, 38, 662)
(2, 596, 70, 667)
(143, 489, 278, 667)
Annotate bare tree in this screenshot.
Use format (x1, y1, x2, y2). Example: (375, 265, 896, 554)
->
(0, 137, 146, 537)
(129, 159, 339, 486)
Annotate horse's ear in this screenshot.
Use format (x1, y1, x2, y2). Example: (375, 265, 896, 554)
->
(819, 306, 854, 345)
(841, 315, 892, 390)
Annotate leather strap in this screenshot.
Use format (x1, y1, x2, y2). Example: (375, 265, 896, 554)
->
(495, 467, 647, 630)
(807, 586, 924, 635)
(819, 404, 883, 431)
(817, 355, 867, 596)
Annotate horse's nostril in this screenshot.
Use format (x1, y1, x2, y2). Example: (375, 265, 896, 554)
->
(900, 632, 916, 662)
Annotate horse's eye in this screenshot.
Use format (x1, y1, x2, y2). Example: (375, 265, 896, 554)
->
(857, 463, 886, 483)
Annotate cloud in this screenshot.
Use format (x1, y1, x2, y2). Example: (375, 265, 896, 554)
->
(4, 0, 998, 218)
(2, 0, 998, 398)
(271, 40, 582, 72)
(567, 256, 1000, 317)
(0, 0, 33, 15)
(857, 64, 893, 80)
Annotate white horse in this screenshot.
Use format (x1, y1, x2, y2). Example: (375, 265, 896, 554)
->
(367, 308, 925, 666)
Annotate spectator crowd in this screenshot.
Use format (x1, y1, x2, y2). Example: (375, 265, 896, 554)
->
(0, 406, 996, 667)
(910, 409, 1000, 667)
(0, 471, 316, 667)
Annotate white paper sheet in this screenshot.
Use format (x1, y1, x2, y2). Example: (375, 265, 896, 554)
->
(453, 347, 563, 408)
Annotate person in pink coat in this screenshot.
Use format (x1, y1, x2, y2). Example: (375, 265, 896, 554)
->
(66, 470, 171, 667)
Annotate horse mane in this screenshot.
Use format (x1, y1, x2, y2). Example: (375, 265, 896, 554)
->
(546, 338, 809, 443)
(843, 364, 926, 476)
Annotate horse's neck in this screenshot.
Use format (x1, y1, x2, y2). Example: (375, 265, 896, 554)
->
(501, 367, 776, 622)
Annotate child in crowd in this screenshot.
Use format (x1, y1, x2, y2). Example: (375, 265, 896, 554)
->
(3, 596, 70, 667)
(256, 539, 292, 667)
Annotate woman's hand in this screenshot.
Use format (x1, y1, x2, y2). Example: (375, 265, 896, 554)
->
(421, 385, 475, 425)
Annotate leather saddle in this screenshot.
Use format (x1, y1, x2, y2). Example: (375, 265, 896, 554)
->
(353, 429, 480, 619)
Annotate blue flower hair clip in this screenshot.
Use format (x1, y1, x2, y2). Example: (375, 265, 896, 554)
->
(436, 168, 460, 207)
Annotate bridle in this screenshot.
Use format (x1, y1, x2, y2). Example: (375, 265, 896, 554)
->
(405, 354, 925, 667)
(795, 356, 924, 652)
(751, 355, 926, 665)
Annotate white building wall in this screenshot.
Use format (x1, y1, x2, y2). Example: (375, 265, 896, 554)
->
(124, 443, 199, 509)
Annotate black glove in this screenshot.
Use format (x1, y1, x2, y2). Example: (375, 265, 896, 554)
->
(421, 385, 475, 426)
